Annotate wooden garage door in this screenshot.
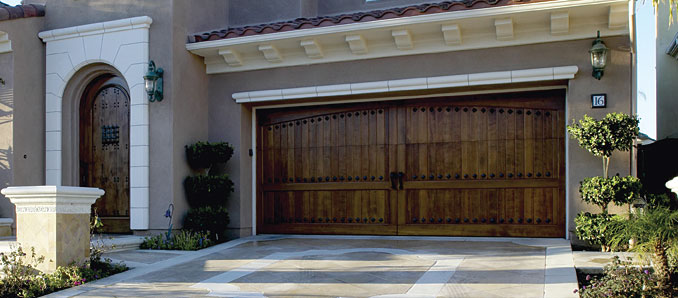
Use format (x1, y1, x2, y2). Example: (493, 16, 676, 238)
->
(256, 89, 565, 237)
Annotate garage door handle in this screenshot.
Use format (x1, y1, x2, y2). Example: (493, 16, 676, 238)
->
(390, 172, 398, 190)
(398, 172, 404, 190)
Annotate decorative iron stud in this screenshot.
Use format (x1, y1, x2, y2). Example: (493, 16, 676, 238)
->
(508, 173, 514, 178)
(378, 109, 383, 114)
(546, 172, 551, 177)
(481, 108, 486, 113)
(526, 111, 532, 115)
(333, 217, 337, 222)
(422, 175, 426, 179)
(527, 218, 533, 223)
(430, 174, 435, 179)
(509, 218, 514, 223)
(490, 218, 496, 223)
(546, 218, 551, 223)
(348, 176, 352, 181)
(456, 218, 461, 223)
(481, 173, 486, 178)
(413, 108, 417, 112)
(499, 109, 504, 113)
(537, 173, 542, 177)
(371, 217, 376, 222)
(446, 107, 451, 112)
(421, 218, 427, 223)
(455, 174, 460, 179)
(545, 111, 550, 116)
(472, 108, 477, 113)
(438, 174, 443, 179)
(412, 175, 418, 179)
(463, 108, 468, 112)
(379, 218, 383, 222)
(473, 218, 478, 223)
(340, 176, 344, 181)
(518, 173, 523, 177)
(371, 176, 375, 181)
(499, 173, 504, 178)
(490, 173, 495, 178)
(500, 218, 505, 223)
(420, 108, 426, 112)
(518, 218, 523, 223)
(455, 107, 460, 112)
(363, 176, 367, 180)
(536, 218, 542, 223)
(527, 173, 532, 177)
(348, 218, 353, 222)
(481, 218, 486, 223)
(437, 107, 442, 112)
(364, 217, 368, 222)
(490, 108, 495, 113)
(412, 217, 418, 223)
(472, 174, 477, 179)
(430, 218, 435, 223)
(446, 174, 451, 179)
(464, 174, 469, 178)
(333, 176, 338, 181)
(379, 176, 383, 180)
(370, 111, 375, 115)
(447, 218, 452, 223)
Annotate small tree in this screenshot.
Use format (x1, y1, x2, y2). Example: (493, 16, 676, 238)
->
(567, 113, 639, 178)
(568, 113, 641, 251)
(609, 207, 678, 297)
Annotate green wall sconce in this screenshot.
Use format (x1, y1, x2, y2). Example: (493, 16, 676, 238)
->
(144, 60, 163, 102)
(589, 31, 609, 80)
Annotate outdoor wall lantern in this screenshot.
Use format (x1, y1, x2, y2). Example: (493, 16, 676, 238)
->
(589, 31, 609, 80)
(144, 60, 163, 102)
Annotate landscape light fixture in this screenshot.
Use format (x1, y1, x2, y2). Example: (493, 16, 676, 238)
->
(589, 31, 609, 80)
(144, 60, 163, 102)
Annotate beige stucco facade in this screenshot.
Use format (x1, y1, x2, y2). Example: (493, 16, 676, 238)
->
(0, 0, 638, 241)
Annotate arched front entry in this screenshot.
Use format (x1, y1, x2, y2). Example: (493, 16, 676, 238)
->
(79, 75, 130, 233)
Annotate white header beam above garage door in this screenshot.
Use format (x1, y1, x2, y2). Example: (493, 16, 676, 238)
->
(187, 0, 628, 74)
(232, 66, 579, 103)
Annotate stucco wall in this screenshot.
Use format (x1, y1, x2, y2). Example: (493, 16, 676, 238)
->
(28, 0, 229, 232)
(656, 3, 678, 139)
(207, 36, 633, 240)
(0, 17, 45, 226)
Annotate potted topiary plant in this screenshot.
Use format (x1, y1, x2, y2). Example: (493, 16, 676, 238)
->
(568, 113, 641, 251)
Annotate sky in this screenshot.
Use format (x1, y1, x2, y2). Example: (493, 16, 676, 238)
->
(636, 1, 657, 140)
(3, 0, 21, 5)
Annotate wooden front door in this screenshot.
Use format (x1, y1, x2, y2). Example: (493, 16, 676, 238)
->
(80, 76, 130, 233)
(257, 89, 566, 237)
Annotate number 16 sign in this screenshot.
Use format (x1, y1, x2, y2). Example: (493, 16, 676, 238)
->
(591, 94, 607, 108)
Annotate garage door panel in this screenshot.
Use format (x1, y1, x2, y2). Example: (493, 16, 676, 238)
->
(258, 90, 565, 237)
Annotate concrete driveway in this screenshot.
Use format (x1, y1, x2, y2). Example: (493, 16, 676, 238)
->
(45, 235, 578, 298)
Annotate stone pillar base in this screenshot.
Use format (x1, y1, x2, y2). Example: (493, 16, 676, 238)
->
(1, 186, 104, 273)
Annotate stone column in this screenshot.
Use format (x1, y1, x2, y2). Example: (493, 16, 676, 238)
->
(0, 186, 104, 272)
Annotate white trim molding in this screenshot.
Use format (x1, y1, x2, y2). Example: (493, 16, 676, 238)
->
(0, 31, 11, 53)
(233, 66, 579, 103)
(2, 186, 104, 214)
(38, 16, 152, 229)
(187, 0, 628, 74)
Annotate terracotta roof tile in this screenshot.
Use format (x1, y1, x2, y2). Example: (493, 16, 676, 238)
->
(0, 3, 46, 22)
(189, 0, 553, 43)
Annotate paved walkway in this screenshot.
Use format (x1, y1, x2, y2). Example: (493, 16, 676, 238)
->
(44, 235, 578, 298)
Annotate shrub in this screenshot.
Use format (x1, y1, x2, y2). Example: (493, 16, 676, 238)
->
(575, 212, 625, 251)
(185, 141, 234, 172)
(183, 174, 234, 208)
(0, 246, 127, 298)
(577, 256, 658, 298)
(183, 206, 230, 242)
(567, 113, 639, 177)
(140, 230, 212, 251)
(579, 175, 643, 212)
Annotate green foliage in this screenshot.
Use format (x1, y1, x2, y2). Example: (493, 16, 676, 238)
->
(607, 207, 678, 296)
(579, 176, 643, 212)
(575, 212, 625, 249)
(577, 256, 659, 298)
(567, 113, 639, 158)
(140, 230, 213, 251)
(183, 206, 230, 242)
(0, 246, 127, 298)
(185, 141, 234, 171)
(183, 174, 234, 208)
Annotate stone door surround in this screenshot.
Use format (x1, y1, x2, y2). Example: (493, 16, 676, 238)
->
(38, 16, 152, 230)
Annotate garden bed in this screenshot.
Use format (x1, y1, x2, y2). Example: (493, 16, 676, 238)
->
(0, 246, 127, 298)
